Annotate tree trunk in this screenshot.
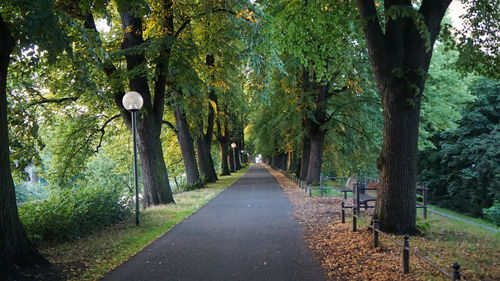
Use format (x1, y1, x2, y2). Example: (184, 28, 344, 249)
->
(299, 136, 311, 180)
(196, 91, 218, 182)
(217, 136, 231, 176)
(196, 138, 218, 182)
(0, 16, 49, 280)
(173, 105, 200, 185)
(229, 148, 236, 172)
(374, 80, 421, 233)
(137, 116, 175, 207)
(306, 128, 326, 185)
(356, 0, 451, 234)
(118, 3, 175, 206)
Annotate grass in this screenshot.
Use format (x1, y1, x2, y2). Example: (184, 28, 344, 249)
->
(40, 165, 251, 281)
(426, 204, 499, 229)
(346, 205, 499, 280)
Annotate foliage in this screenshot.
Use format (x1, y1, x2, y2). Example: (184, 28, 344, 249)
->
(19, 183, 131, 243)
(15, 181, 49, 204)
(419, 77, 500, 216)
(441, 0, 500, 78)
(482, 201, 500, 226)
(419, 45, 475, 150)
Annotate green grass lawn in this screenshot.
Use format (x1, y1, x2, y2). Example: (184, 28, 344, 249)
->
(40, 165, 251, 281)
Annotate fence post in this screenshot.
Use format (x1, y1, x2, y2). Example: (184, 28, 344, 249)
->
(423, 183, 428, 219)
(373, 219, 379, 248)
(355, 183, 361, 215)
(452, 263, 461, 281)
(320, 175, 324, 197)
(352, 207, 357, 232)
(403, 235, 410, 274)
(341, 202, 345, 223)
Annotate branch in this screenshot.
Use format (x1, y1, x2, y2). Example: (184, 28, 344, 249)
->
(27, 97, 78, 108)
(419, 0, 452, 45)
(326, 86, 348, 99)
(95, 114, 121, 152)
(162, 120, 178, 134)
(356, 0, 388, 70)
(174, 8, 255, 38)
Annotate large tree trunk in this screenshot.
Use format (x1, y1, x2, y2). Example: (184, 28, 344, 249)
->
(173, 105, 200, 185)
(306, 127, 326, 184)
(118, 2, 174, 206)
(0, 16, 49, 280)
(196, 138, 217, 182)
(356, 0, 451, 234)
(216, 133, 231, 176)
(299, 136, 311, 180)
(137, 117, 174, 207)
(375, 82, 420, 233)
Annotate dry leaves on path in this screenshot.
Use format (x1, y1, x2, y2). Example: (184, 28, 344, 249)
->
(267, 167, 443, 281)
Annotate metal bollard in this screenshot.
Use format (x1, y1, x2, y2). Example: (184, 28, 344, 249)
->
(403, 235, 410, 274)
(373, 219, 379, 248)
(423, 184, 428, 219)
(341, 202, 345, 223)
(452, 263, 461, 281)
(352, 207, 357, 232)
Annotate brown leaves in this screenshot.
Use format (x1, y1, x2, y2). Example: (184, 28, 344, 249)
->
(268, 168, 424, 281)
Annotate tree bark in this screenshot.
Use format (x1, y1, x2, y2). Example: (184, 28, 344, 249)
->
(306, 127, 326, 184)
(0, 15, 49, 280)
(216, 122, 231, 176)
(299, 136, 311, 180)
(356, 0, 451, 234)
(118, 2, 174, 207)
(172, 104, 200, 185)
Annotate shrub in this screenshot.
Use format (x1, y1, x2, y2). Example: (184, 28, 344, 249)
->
(19, 185, 131, 243)
(482, 201, 500, 226)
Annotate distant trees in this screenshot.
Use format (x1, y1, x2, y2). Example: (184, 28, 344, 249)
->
(419, 78, 499, 217)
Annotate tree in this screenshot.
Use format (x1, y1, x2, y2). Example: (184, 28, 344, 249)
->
(356, 0, 462, 233)
(419, 78, 499, 216)
(0, 1, 63, 276)
(260, 0, 371, 184)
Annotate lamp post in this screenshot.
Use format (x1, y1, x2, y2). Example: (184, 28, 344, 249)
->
(122, 91, 143, 226)
(241, 150, 245, 164)
(231, 142, 237, 172)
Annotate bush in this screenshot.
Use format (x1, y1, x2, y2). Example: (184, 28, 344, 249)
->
(19, 185, 131, 243)
(178, 178, 206, 192)
(482, 201, 500, 226)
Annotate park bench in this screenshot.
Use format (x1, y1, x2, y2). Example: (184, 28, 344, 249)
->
(319, 176, 357, 198)
(341, 181, 429, 218)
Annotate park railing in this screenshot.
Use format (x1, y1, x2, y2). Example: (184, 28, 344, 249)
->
(278, 169, 464, 281)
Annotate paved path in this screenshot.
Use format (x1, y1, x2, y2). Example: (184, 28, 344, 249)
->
(102, 165, 324, 281)
(429, 209, 499, 233)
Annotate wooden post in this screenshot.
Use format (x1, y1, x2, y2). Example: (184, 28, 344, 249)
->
(341, 202, 345, 223)
(352, 207, 357, 232)
(403, 235, 410, 274)
(308, 185, 312, 196)
(373, 219, 379, 248)
(452, 263, 461, 281)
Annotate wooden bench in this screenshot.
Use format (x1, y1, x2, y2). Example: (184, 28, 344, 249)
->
(320, 176, 357, 198)
(341, 181, 430, 218)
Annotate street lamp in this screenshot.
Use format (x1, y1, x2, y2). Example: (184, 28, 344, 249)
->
(122, 91, 143, 226)
(240, 150, 245, 164)
(231, 142, 237, 172)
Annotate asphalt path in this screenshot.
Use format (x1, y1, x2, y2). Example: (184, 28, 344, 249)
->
(101, 164, 324, 281)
